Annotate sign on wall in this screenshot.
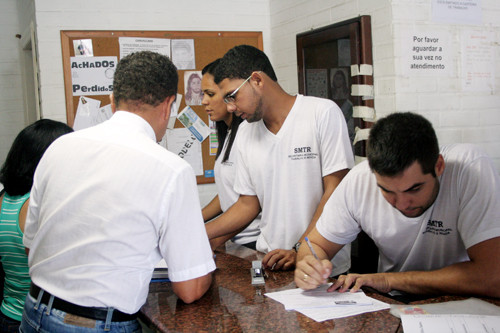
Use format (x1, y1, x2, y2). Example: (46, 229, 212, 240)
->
(400, 28, 454, 77)
(70, 56, 117, 96)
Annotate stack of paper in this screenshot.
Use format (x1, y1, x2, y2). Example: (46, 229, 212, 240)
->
(265, 284, 390, 322)
(401, 314, 500, 333)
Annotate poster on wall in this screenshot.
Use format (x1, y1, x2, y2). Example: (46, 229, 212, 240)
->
(70, 56, 117, 96)
(184, 71, 203, 105)
(171, 39, 195, 70)
(165, 128, 203, 176)
(118, 37, 171, 59)
(461, 30, 494, 92)
(400, 27, 454, 77)
(432, 0, 482, 25)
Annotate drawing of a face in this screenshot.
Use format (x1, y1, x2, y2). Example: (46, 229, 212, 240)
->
(190, 76, 201, 94)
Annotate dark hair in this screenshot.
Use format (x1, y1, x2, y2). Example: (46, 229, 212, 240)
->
(0, 119, 73, 196)
(185, 72, 201, 102)
(202, 59, 244, 163)
(113, 51, 178, 108)
(367, 112, 439, 177)
(213, 45, 277, 84)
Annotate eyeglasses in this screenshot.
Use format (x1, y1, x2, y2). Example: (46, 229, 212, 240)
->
(223, 74, 252, 104)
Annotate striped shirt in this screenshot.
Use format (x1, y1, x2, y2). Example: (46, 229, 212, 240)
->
(0, 192, 30, 321)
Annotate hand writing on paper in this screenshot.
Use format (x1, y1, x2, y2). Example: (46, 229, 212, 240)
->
(328, 273, 391, 294)
(295, 255, 332, 290)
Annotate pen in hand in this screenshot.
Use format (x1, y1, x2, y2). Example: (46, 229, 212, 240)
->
(304, 236, 320, 261)
(304, 236, 331, 285)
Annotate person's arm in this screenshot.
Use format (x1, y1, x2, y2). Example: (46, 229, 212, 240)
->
(262, 169, 349, 271)
(330, 236, 500, 298)
(203, 196, 241, 249)
(19, 198, 30, 233)
(298, 169, 349, 242)
(205, 194, 261, 240)
(171, 273, 213, 304)
(294, 227, 344, 289)
(202, 195, 222, 222)
(19, 198, 30, 255)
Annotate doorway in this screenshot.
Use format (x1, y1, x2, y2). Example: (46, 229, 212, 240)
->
(296, 16, 378, 274)
(20, 21, 41, 125)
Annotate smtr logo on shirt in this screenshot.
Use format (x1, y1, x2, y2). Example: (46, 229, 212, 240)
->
(294, 147, 311, 153)
(423, 219, 452, 236)
(288, 146, 318, 161)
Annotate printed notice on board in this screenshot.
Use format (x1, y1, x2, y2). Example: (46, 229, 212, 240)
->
(71, 56, 117, 96)
(177, 106, 211, 142)
(400, 28, 453, 77)
(118, 37, 171, 59)
(432, 0, 482, 25)
(461, 30, 494, 92)
(165, 128, 203, 176)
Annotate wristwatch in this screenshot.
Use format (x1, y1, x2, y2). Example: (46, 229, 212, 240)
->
(292, 241, 301, 252)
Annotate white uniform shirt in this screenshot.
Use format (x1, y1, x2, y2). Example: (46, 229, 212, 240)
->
(24, 111, 215, 314)
(234, 94, 355, 276)
(317, 144, 500, 273)
(214, 122, 260, 245)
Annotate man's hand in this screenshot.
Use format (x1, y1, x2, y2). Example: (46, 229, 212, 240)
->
(328, 273, 392, 294)
(295, 255, 332, 290)
(262, 249, 296, 271)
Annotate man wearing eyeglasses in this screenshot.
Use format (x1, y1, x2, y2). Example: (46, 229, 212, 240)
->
(205, 45, 354, 275)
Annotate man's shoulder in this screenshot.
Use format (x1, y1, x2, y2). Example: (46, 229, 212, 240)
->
(298, 94, 338, 109)
(441, 143, 490, 164)
(235, 120, 260, 137)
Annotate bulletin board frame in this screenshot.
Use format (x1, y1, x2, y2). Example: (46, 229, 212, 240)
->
(60, 30, 263, 184)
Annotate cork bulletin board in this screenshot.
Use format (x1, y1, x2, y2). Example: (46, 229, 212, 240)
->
(60, 30, 263, 184)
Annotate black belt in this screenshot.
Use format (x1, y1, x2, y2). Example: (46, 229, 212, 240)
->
(29, 283, 137, 322)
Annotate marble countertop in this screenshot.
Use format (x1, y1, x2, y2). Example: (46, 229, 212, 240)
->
(140, 244, 403, 332)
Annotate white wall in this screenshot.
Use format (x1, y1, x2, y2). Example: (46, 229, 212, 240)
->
(0, 0, 27, 164)
(30, 0, 270, 124)
(269, 0, 394, 95)
(269, 0, 500, 170)
(391, 0, 500, 170)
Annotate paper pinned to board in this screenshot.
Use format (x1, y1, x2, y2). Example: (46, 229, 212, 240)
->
(177, 106, 211, 142)
(167, 93, 183, 129)
(73, 96, 108, 130)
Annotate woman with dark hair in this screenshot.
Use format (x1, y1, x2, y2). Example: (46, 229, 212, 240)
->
(201, 59, 260, 250)
(0, 119, 73, 332)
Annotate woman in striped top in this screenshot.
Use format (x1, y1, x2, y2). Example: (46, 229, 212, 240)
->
(0, 119, 72, 332)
